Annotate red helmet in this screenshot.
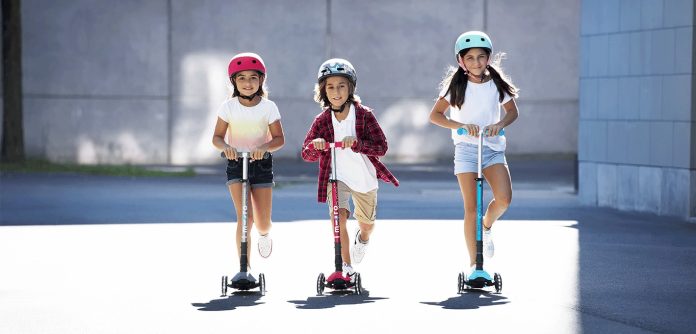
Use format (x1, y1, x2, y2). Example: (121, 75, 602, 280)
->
(227, 52, 266, 77)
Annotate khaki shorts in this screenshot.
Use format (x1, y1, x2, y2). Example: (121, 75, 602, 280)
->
(327, 181, 377, 224)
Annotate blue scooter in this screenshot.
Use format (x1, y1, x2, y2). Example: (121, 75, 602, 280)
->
(456, 127, 503, 294)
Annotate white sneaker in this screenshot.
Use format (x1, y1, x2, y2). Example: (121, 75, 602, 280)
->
(342, 262, 355, 275)
(342, 262, 356, 282)
(257, 233, 272, 258)
(483, 227, 494, 258)
(351, 230, 369, 263)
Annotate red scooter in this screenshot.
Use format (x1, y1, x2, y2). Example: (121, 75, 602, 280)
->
(310, 141, 363, 295)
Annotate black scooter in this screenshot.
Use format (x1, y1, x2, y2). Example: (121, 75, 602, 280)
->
(220, 151, 269, 296)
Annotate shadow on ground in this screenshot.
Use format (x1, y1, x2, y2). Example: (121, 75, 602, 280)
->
(192, 291, 264, 311)
(288, 290, 388, 309)
(421, 290, 509, 309)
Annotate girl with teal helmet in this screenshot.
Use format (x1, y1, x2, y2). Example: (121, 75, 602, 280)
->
(454, 30, 493, 55)
(429, 31, 519, 277)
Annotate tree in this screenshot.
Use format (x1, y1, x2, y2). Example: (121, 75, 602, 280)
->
(1, 0, 24, 162)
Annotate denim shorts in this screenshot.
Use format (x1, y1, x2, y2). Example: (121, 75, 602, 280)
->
(454, 142, 507, 175)
(225, 154, 274, 188)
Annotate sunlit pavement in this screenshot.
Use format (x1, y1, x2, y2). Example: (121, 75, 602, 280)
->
(1, 162, 695, 333)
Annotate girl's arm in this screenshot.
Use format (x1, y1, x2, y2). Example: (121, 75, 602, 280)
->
(429, 97, 464, 130)
(252, 120, 285, 160)
(430, 97, 485, 136)
(301, 117, 324, 162)
(353, 111, 388, 157)
(486, 98, 519, 136)
(212, 117, 237, 159)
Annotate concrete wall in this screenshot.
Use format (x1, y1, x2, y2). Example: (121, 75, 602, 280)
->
(578, 0, 696, 219)
(18, 0, 579, 164)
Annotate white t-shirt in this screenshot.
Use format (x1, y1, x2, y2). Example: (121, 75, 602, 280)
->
(216, 97, 281, 152)
(331, 105, 378, 193)
(439, 80, 512, 151)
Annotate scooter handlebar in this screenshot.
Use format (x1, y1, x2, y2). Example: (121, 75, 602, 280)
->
(220, 151, 271, 160)
(307, 141, 347, 150)
(457, 128, 505, 136)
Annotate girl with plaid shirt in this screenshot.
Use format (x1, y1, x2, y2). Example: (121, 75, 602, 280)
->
(301, 58, 399, 277)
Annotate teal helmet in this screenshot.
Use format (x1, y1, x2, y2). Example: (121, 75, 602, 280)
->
(454, 31, 493, 55)
(317, 58, 357, 85)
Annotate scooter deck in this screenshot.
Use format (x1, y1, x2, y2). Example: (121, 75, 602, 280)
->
(326, 271, 355, 290)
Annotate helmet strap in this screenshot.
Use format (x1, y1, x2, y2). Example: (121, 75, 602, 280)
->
(330, 100, 351, 113)
(238, 93, 256, 101)
(457, 55, 467, 72)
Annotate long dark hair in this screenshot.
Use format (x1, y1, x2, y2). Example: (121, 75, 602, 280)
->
(441, 48, 518, 109)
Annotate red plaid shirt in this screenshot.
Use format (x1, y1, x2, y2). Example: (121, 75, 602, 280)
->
(301, 102, 399, 202)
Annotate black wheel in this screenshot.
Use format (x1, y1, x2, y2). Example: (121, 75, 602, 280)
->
(221, 275, 228, 297)
(259, 273, 266, 296)
(316, 273, 325, 296)
(494, 273, 502, 293)
(353, 273, 362, 295)
(458, 272, 464, 293)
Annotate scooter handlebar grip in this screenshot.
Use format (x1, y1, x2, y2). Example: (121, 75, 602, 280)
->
(457, 128, 505, 136)
(307, 142, 345, 150)
(220, 151, 271, 160)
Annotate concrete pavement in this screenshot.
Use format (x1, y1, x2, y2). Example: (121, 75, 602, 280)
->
(1, 159, 695, 333)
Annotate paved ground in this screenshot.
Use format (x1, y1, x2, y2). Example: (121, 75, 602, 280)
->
(1, 159, 695, 333)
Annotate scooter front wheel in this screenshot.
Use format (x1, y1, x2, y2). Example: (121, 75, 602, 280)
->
(221, 275, 228, 297)
(494, 273, 502, 293)
(458, 272, 464, 293)
(259, 273, 266, 296)
(353, 273, 362, 295)
(316, 273, 325, 296)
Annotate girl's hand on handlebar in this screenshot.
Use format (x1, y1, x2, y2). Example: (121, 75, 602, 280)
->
(311, 138, 326, 150)
(461, 124, 480, 137)
(222, 146, 238, 160)
(485, 123, 504, 137)
(341, 136, 357, 149)
(251, 147, 268, 160)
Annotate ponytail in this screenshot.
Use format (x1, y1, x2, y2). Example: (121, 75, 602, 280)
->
(440, 66, 468, 109)
(440, 50, 518, 108)
(487, 60, 518, 102)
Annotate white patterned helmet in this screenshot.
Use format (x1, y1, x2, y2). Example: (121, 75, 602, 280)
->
(317, 58, 357, 85)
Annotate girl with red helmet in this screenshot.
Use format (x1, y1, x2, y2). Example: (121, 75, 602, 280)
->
(429, 31, 519, 274)
(212, 52, 285, 270)
(301, 58, 399, 279)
